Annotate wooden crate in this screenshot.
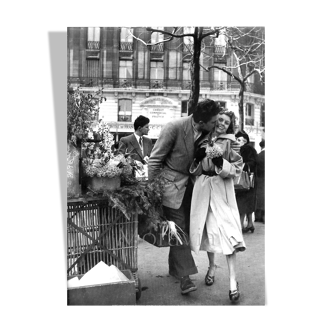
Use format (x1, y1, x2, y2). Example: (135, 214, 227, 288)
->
(67, 269, 136, 305)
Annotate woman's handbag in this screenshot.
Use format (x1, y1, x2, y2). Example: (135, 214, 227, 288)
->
(234, 165, 251, 191)
(248, 164, 255, 188)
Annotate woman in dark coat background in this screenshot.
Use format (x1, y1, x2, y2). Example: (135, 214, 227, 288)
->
(235, 131, 257, 233)
(255, 139, 265, 223)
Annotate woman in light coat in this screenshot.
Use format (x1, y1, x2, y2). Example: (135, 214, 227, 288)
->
(189, 109, 246, 303)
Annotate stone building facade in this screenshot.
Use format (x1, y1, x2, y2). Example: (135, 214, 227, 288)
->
(67, 27, 265, 147)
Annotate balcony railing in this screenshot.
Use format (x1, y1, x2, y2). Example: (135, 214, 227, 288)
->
(118, 115, 132, 122)
(214, 45, 226, 54)
(87, 41, 100, 50)
(151, 44, 164, 52)
(120, 42, 133, 51)
(67, 77, 264, 95)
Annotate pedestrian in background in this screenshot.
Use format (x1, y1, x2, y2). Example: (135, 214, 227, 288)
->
(189, 109, 245, 303)
(255, 139, 265, 223)
(148, 99, 220, 295)
(235, 130, 258, 233)
(118, 115, 152, 164)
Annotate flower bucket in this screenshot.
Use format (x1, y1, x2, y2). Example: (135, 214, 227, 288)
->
(85, 176, 121, 192)
(67, 142, 81, 197)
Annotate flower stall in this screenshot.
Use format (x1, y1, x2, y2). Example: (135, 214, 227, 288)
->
(67, 85, 187, 304)
(67, 85, 104, 196)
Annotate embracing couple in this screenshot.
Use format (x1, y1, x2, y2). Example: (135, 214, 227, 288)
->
(148, 99, 245, 304)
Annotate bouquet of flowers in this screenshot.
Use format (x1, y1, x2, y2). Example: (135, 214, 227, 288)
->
(205, 136, 224, 159)
(82, 121, 132, 178)
(67, 85, 105, 146)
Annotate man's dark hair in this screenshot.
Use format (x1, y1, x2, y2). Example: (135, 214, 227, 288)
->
(192, 99, 219, 123)
(134, 115, 150, 131)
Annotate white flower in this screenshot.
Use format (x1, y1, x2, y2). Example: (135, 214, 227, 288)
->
(206, 144, 223, 159)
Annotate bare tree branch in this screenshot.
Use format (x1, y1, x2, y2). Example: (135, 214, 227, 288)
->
(207, 65, 242, 84)
(146, 27, 195, 38)
(127, 29, 173, 46)
(201, 28, 221, 39)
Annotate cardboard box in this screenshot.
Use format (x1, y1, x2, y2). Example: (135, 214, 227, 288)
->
(67, 269, 136, 305)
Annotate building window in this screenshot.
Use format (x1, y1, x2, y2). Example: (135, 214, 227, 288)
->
(120, 28, 133, 51)
(214, 67, 227, 90)
(200, 56, 209, 82)
(245, 103, 254, 126)
(87, 27, 100, 49)
(181, 101, 188, 116)
(260, 103, 265, 127)
(118, 99, 132, 122)
(150, 61, 164, 80)
(183, 27, 194, 45)
(120, 28, 133, 42)
(214, 34, 226, 53)
(183, 62, 190, 81)
(119, 60, 132, 78)
(151, 27, 164, 43)
(169, 50, 180, 79)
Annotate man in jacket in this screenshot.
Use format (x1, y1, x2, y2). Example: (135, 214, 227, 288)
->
(148, 99, 220, 295)
(118, 115, 153, 164)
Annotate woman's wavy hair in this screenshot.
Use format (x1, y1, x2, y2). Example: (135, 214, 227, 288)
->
(219, 108, 236, 134)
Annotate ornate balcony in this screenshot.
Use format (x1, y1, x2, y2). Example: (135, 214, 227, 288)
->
(151, 44, 164, 52)
(87, 41, 100, 50)
(120, 42, 133, 51)
(67, 77, 264, 96)
(214, 45, 226, 54)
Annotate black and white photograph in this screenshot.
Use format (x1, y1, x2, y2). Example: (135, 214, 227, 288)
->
(66, 26, 265, 306)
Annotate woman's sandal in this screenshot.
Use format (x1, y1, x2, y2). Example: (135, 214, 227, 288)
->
(229, 281, 240, 303)
(205, 265, 217, 286)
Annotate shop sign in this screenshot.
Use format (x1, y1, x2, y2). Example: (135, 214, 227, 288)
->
(140, 96, 178, 123)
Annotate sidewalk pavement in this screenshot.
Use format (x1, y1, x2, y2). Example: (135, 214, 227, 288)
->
(136, 222, 265, 305)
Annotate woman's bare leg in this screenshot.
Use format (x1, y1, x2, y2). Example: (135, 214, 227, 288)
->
(226, 253, 237, 291)
(240, 214, 246, 230)
(247, 213, 254, 228)
(207, 251, 217, 276)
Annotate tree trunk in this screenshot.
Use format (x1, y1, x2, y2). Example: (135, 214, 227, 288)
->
(238, 82, 245, 131)
(188, 28, 202, 115)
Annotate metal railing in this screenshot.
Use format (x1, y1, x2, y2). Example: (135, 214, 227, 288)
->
(67, 77, 264, 95)
(118, 115, 132, 122)
(151, 44, 164, 52)
(120, 42, 133, 51)
(87, 41, 100, 50)
(214, 45, 226, 54)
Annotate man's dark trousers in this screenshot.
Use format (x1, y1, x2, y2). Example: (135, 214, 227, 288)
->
(163, 180, 198, 278)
